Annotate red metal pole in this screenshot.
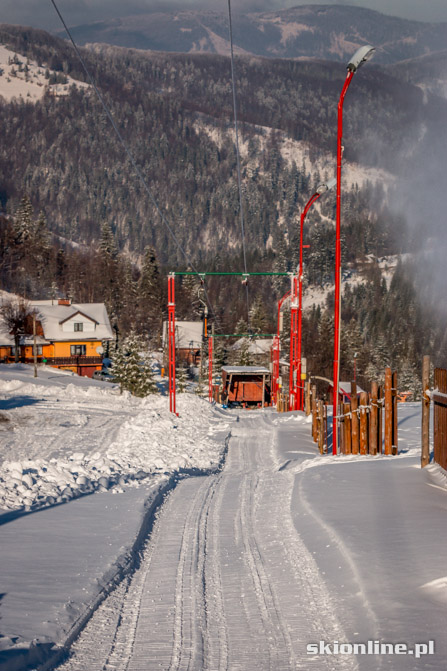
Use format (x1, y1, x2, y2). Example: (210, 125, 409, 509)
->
(289, 274, 298, 410)
(168, 273, 177, 415)
(273, 289, 290, 404)
(271, 335, 280, 405)
(297, 192, 321, 411)
(333, 70, 354, 455)
(208, 334, 213, 403)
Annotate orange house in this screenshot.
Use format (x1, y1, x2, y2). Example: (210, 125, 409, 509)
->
(1, 299, 114, 377)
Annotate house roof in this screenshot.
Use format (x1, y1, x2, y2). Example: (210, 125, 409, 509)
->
(30, 301, 113, 341)
(231, 337, 273, 354)
(162, 321, 203, 349)
(59, 309, 99, 326)
(222, 366, 270, 375)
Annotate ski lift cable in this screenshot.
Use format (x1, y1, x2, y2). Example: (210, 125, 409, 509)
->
(49, 0, 222, 332)
(227, 0, 251, 329)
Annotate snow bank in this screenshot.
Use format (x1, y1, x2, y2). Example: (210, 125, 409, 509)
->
(0, 368, 229, 512)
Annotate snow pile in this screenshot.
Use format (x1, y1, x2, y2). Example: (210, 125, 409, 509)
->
(0, 369, 228, 512)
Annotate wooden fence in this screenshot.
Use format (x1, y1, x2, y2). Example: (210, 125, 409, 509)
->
(431, 367, 447, 471)
(310, 368, 398, 456)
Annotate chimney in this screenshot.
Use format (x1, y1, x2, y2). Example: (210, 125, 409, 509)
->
(58, 298, 71, 306)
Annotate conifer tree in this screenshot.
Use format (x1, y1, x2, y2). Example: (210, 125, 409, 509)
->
(249, 295, 269, 334)
(113, 333, 158, 397)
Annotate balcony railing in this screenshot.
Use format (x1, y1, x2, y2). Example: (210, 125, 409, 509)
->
(21, 356, 103, 366)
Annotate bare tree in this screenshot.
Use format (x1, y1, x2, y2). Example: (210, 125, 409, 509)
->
(0, 297, 38, 363)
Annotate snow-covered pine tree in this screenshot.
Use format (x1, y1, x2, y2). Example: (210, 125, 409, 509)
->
(176, 362, 188, 393)
(249, 295, 269, 334)
(113, 333, 158, 397)
(14, 194, 34, 244)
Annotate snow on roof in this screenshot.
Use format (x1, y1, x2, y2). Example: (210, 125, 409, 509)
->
(162, 321, 203, 349)
(222, 366, 270, 375)
(30, 301, 114, 341)
(231, 337, 273, 354)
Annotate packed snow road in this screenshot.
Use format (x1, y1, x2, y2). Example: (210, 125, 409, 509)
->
(56, 413, 355, 671)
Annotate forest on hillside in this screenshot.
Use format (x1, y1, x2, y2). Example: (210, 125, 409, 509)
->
(0, 25, 446, 394)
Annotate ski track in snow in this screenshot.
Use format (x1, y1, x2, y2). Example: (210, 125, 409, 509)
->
(56, 414, 358, 671)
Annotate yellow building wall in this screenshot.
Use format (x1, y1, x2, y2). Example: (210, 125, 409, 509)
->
(52, 341, 102, 357)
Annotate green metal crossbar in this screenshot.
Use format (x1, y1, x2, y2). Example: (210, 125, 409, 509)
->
(172, 271, 290, 277)
(212, 333, 275, 338)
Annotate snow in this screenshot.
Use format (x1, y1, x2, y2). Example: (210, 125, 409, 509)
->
(0, 45, 90, 103)
(1, 366, 446, 670)
(28, 301, 114, 342)
(0, 365, 227, 512)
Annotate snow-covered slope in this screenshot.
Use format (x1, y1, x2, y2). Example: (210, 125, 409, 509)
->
(0, 44, 89, 102)
(0, 364, 228, 511)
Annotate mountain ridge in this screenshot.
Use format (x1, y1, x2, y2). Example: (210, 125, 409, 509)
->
(58, 4, 447, 66)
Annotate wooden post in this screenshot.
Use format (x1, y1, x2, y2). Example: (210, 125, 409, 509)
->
(378, 385, 383, 453)
(311, 385, 317, 442)
(384, 367, 392, 455)
(343, 402, 351, 454)
(318, 400, 324, 454)
(370, 381, 378, 455)
(305, 379, 311, 416)
(351, 381, 359, 455)
(359, 392, 368, 455)
(392, 371, 398, 455)
(421, 355, 430, 468)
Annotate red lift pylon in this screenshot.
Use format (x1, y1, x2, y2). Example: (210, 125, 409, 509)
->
(289, 274, 299, 410)
(208, 333, 213, 403)
(272, 289, 291, 404)
(168, 273, 177, 416)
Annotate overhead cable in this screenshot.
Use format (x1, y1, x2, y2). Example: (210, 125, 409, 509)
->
(49, 0, 222, 330)
(227, 0, 251, 329)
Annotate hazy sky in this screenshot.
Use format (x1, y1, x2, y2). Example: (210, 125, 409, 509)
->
(2, 0, 447, 33)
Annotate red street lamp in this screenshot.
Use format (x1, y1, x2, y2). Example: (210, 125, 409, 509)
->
(333, 45, 375, 455)
(295, 178, 336, 411)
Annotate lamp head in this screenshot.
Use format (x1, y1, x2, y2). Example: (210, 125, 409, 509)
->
(316, 177, 337, 195)
(347, 45, 375, 73)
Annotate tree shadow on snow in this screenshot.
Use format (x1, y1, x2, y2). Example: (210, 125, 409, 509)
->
(0, 396, 44, 411)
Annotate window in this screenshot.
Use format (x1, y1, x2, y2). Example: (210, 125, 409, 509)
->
(32, 345, 43, 356)
(74, 322, 83, 332)
(70, 345, 86, 356)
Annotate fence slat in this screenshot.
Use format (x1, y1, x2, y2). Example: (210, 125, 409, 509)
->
(370, 382, 378, 455)
(359, 392, 368, 455)
(392, 371, 398, 455)
(384, 367, 392, 456)
(351, 381, 359, 455)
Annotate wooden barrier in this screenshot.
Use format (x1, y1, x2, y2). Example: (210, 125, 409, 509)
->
(359, 392, 368, 455)
(351, 382, 359, 455)
(433, 367, 447, 471)
(311, 369, 397, 458)
(392, 371, 398, 455)
(342, 402, 351, 454)
(370, 381, 378, 455)
(384, 367, 393, 455)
